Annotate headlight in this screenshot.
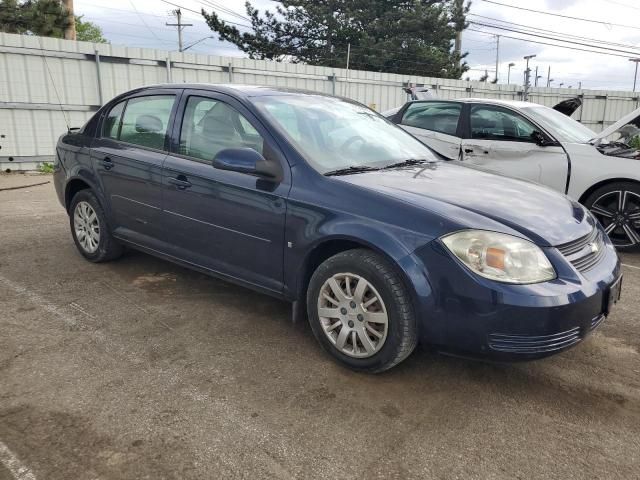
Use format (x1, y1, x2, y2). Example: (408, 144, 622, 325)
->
(441, 230, 556, 284)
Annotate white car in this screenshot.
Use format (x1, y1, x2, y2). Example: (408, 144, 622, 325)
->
(385, 98, 640, 248)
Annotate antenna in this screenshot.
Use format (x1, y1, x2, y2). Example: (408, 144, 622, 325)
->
(37, 36, 71, 131)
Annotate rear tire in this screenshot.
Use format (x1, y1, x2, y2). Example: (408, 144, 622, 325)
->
(584, 181, 640, 250)
(306, 249, 417, 373)
(69, 189, 123, 262)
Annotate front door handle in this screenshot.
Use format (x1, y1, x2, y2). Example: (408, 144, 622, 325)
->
(464, 148, 474, 153)
(102, 157, 113, 170)
(167, 176, 192, 190)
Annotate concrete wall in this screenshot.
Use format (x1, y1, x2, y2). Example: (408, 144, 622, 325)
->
(1, 32, 639, 170)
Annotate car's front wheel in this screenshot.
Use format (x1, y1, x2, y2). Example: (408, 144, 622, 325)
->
(585, 181, 640, 249)
(306, 249, 417, 373)
(69, 189, 123, 262)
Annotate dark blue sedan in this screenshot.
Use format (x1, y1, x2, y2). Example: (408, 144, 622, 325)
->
(53, 84, 622, 372)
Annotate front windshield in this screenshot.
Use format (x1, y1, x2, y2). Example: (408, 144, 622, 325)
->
(252, 95, 436, 173)
(521, 105, 595, 144)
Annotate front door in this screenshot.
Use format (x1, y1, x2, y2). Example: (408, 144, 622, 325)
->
(160, 91, 289, 293)
(92, 92, 178, 241)
(397, 101, 463, 160)
(461, 104, 569, 192)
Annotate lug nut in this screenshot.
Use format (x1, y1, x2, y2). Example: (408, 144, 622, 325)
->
(348, 320, 354, 328)
(340, 307, 347, 315)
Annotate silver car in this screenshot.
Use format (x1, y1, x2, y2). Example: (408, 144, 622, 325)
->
(386, 98, 640, 248)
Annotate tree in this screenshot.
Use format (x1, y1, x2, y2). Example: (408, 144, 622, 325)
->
(0, 0, 71, 37)
(202, 0, 470, 79)
(75, 15, 108, 43)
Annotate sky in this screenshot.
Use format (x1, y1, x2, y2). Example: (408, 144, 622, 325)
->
(76, 0, 640, 91)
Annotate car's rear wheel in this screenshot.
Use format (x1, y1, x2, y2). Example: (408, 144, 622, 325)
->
(585, 182, 640, 249)
(69, 189, 123, 262)
(306, 249, 417, 373)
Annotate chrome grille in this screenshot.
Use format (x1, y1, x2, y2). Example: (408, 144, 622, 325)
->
(556, 228, 606, 273)
(590, 313, 606, 331)
(488, 327, 581, 354)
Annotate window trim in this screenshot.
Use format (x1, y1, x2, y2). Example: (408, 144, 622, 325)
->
(97, 90, 181, 153)
(172, 92, 270, 166)
(399, 100, 464, 138)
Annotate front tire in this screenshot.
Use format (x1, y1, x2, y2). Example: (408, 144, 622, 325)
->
(585, 182, 640, 249)
(69, 189, 123, 262)
(306, 249, 417, 373)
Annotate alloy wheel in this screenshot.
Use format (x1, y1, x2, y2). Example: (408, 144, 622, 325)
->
(73, 201, 101, 253)
(317, 273, 389, 358)
(589, 190, 640, 248)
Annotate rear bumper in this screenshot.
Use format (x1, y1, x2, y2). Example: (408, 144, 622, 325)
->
(411, 235, 621, 361)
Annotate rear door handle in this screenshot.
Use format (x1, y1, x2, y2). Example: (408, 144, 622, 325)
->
(464, 148, 474, 153)
(167, 176, 192, 190)
(102, 157, 113, 170)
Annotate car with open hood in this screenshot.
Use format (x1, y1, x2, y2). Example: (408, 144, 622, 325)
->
(385, 98, 640, 249)
(53, 85, 621, 372)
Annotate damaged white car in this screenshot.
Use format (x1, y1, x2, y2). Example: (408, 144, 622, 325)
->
(385, 98, 640, 248)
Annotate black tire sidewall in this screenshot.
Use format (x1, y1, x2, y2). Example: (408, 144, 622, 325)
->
(306, 250, 415, 372)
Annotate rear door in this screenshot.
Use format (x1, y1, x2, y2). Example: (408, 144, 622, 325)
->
(460, 104, 569, 192)
(160, 90, 289, 293)
(397, 101, 463, 159)
(92, 90, 179, 241)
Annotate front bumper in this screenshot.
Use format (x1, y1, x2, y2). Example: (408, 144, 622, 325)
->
(411, 233, 621, 361)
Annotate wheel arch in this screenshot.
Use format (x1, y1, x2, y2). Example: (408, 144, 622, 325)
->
(295, 235, 420, 313)
(579, 177, 640, 204)
(65, 177, 93, 212)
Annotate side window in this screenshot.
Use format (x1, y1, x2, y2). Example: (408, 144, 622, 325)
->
(179, 96, 264, 162)
(119, 95, 175, 150)
(102, 101, 125, 139)
(470, 105, 537, 142)
(401, 102, 462, 136)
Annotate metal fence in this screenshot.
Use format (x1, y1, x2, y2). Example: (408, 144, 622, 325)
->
(1, 32, 639, 170)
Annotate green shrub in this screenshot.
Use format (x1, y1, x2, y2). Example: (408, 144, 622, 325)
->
(38, 162, 54, 173)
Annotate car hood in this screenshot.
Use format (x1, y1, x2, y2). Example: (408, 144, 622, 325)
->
(336, 162, 593, 246)
(595, 106, 640, 141)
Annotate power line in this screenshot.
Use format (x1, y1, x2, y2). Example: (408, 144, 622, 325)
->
(468, 28, 640, 59)
(157, 0, 251, 28)
(469, 21, 640, 56)
(198, 0, 251, 22)
(481, 0, 640, 31)
(128, 0, 164, 43)
(468, 14, 640, 51)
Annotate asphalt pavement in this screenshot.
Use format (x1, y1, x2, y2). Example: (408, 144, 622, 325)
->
(1, 174, 639, 479)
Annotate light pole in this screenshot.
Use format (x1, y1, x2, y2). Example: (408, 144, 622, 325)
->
(630, 58, 640, 92)
(507, 62, 515, 84)
(559, 83, 564, 88)
(523, 54, 536, 101)
(182, 36, 214, 52)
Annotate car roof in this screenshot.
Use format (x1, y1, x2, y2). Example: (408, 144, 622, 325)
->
(408, 98, 539, 109)
(135, 83, 335, 99)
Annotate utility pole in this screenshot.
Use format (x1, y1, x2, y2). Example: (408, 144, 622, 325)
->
(523, 54, 536, 101)
(534, 66, 538, 86)
(62, 0, 76, 40)
(630, 58, 640, 92)
(546, 66, 551, 87)
(344, 43, 351, 97)
(494, 35, 500, 83)
(454, 0, 463, 67)
(166, 9, 193, 52)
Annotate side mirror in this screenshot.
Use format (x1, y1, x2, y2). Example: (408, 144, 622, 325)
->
(212, 147, 282, 181)
(531, 130, 549, 146)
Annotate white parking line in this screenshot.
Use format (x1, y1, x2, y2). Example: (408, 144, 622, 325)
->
(622, 263, 640, 271)
(0, 441, 36, 480)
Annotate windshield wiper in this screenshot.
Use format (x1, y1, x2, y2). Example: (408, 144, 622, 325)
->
(380, 158, 431, 170)
(323, 165, 381, 176)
